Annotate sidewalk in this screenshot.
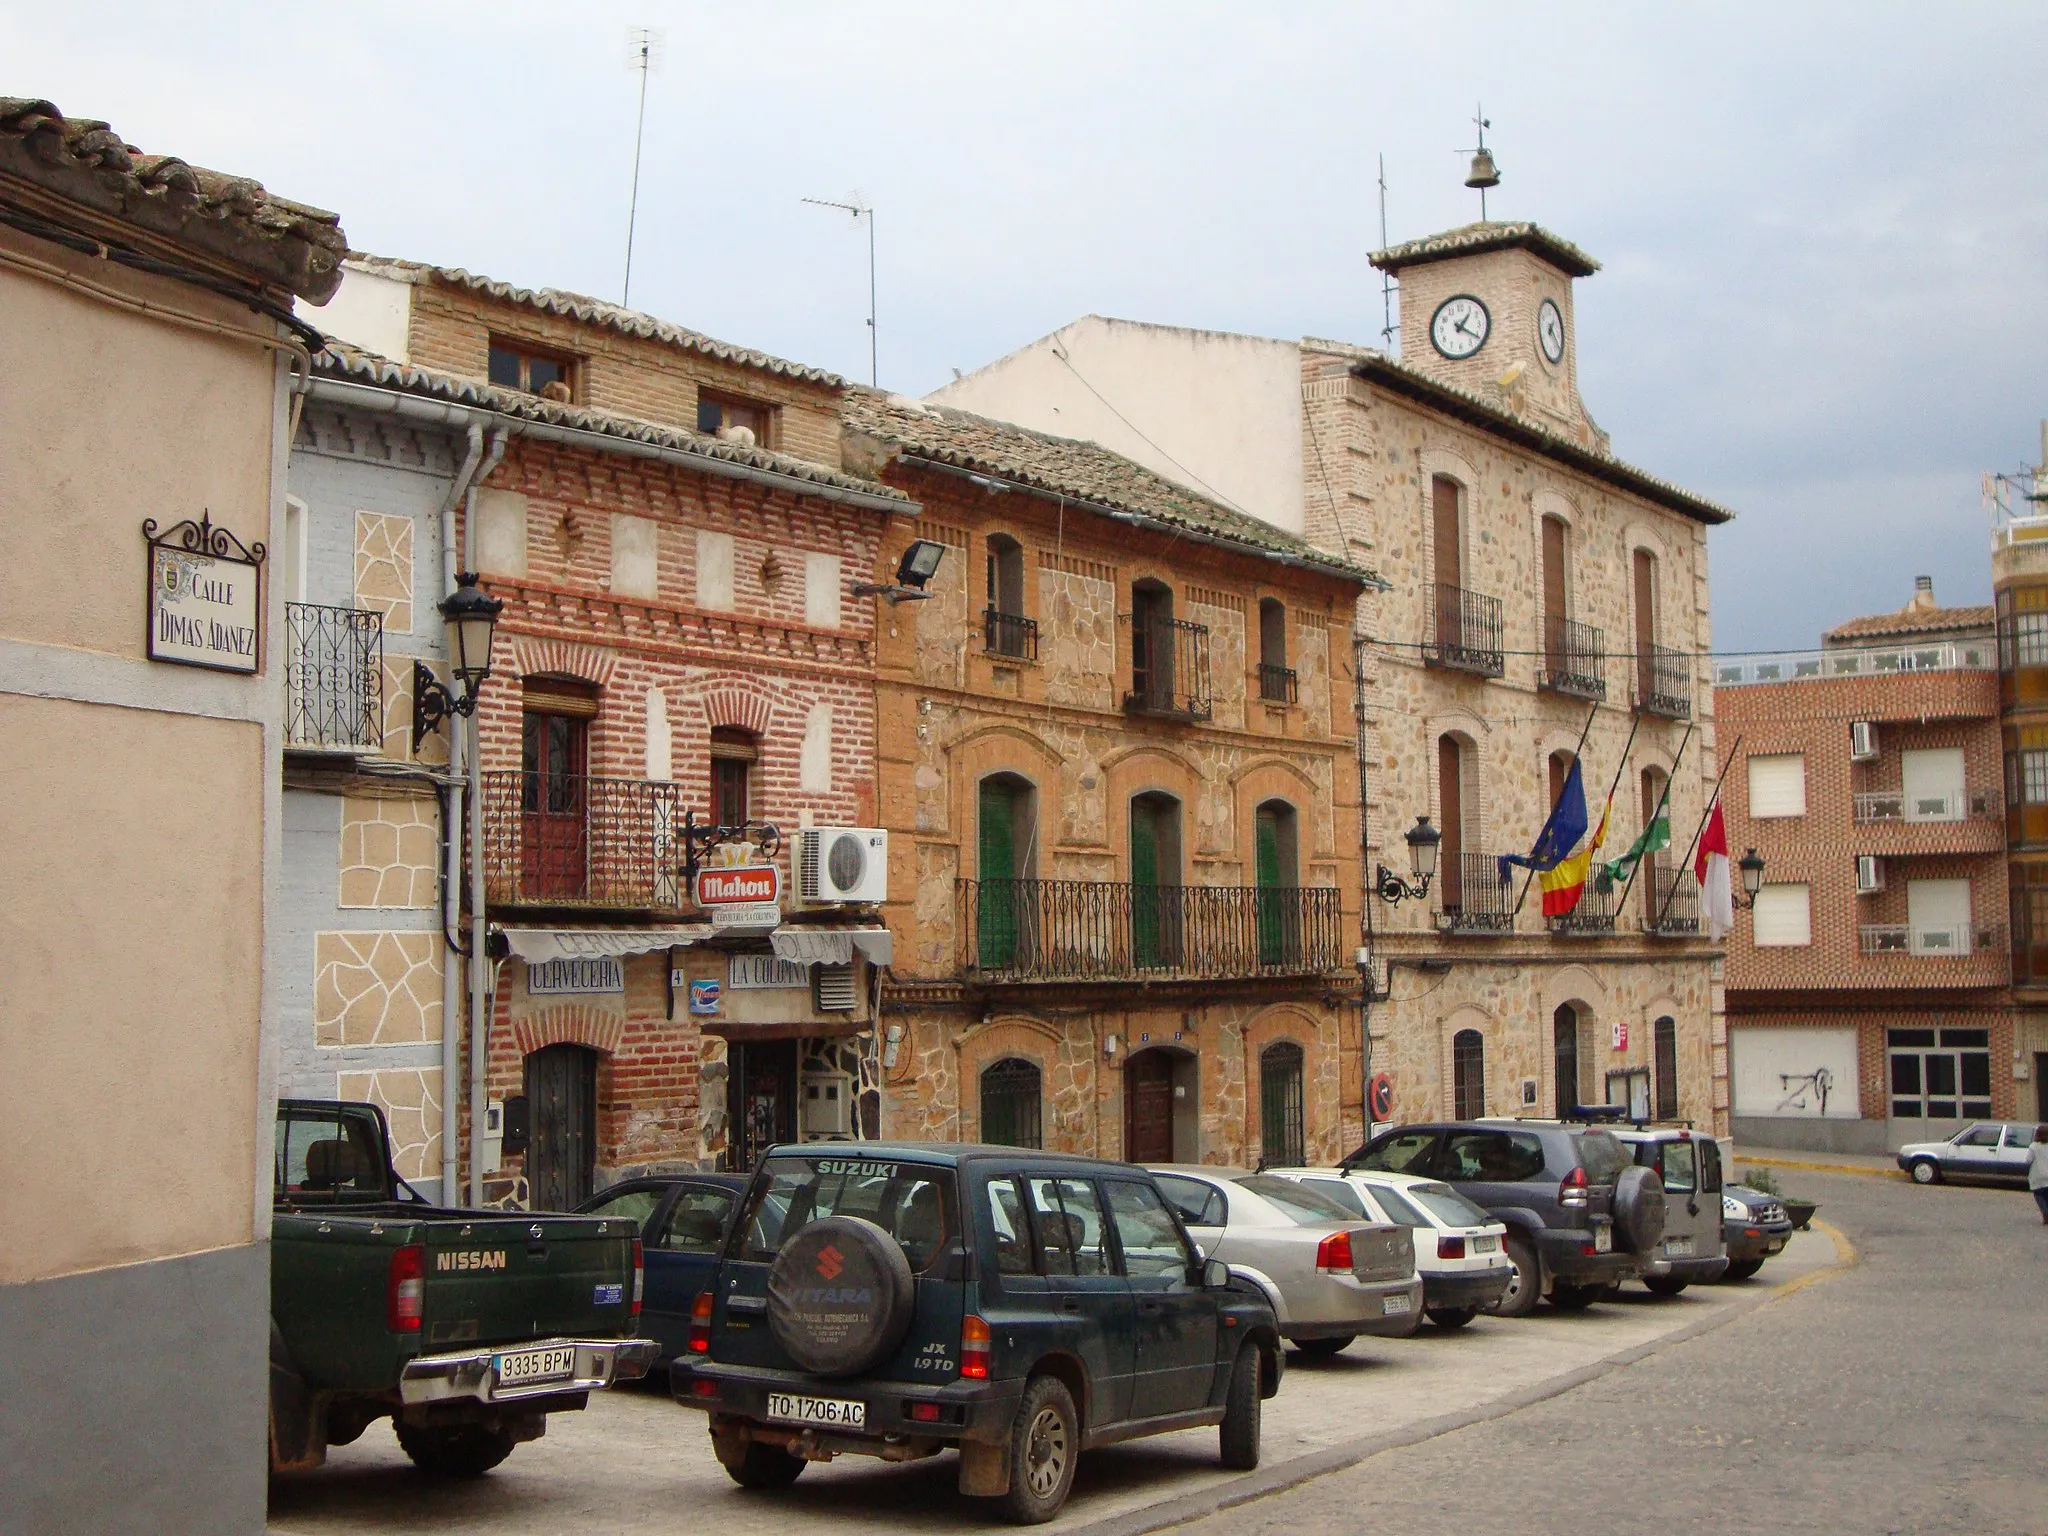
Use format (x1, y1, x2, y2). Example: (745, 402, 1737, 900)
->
(1735, 1146, 1904, 1180)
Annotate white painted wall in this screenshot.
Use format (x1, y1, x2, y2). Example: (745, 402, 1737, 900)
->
(298, 265, 414, 363)
(929, 316, 1306, 535)
(1730, 1027, 1862, 1118)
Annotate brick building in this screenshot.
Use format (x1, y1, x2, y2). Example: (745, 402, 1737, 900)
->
(1718, 580, 2017, 1152)
(847, 391, 1375, 1164)
(305, 259, 910, 1205)
(933, 219, 1731, 1135)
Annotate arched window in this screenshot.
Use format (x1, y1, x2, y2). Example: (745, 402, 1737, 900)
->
(1654, 1017, 1679, 1120)
(1130, 791, 1183, 969)
(1553, 1004, 1580, 1117)
(977, 773, 1038, 970)
(981, 1058, 1042, 1149)
(1453, 1028, 1486, 1120)
(985, 534, 1032, 658)
(1259, 1042, 1306, 1167)
(1258, 598, 1294, 702)
(1254, 800, 1301, 967)
(710, 726, 758, 825)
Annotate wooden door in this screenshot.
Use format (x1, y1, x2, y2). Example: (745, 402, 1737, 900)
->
(1130, 795, 1181, 968)
(1433, 477, 1462, 648)
(1438, 735, 1465, 913)
(521, 711, 589, 899)
(978, 778, 1022, 969)
(525, 1044, 596, 1210)
(727, 1039, 797, 1173)
(1542, 516, 1567, 668)
(1125, 1051, 1177, 1163)
(1633, 549, 1657, 705)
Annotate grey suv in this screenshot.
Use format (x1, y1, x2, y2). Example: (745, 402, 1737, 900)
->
(1344, 1120, 1664, 1316)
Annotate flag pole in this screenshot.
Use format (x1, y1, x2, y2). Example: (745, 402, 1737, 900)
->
(1511, 700, 1603, 918)
(1614, 717, 1693, 920)
(1660, 734, 1744, 932)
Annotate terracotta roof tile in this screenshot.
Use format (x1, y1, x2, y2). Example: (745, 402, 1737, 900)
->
(1369, 220, 1599, 278)
(1823, 604, 1994, 643)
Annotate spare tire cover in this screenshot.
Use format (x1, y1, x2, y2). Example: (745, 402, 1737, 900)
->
(1612, 1165, 1667, 1253)
(767, 1215, 917, 1377)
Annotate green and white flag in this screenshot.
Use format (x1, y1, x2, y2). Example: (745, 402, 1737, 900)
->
(1602, 805, 1670, 886)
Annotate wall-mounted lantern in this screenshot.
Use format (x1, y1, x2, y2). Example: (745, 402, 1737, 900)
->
(412, 570, 504, 750)
(1373, 815, 1442, 906)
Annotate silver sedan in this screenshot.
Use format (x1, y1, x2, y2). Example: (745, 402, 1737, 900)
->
(1152, 1167, 1423, 1357)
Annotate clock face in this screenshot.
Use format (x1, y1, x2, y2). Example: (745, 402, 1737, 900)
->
(1538, 298, 1565, 365)
(1429, 295, 1490, 360)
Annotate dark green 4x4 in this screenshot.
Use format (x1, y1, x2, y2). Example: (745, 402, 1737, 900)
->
(670, 1144, 1282, 1523)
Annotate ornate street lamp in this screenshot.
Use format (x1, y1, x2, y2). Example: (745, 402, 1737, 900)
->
(1373, 815, 1442, 906)
(1736, 847, 1767, 908)
(412, 571, 505, 750)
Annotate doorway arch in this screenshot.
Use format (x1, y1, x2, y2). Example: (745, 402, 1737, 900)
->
(1124, 1045, 1198, 1162)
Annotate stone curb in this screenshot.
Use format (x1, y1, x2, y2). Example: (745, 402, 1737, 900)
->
(1738, 1154, 1906, 1181)
(1058, 1229, 1857, 1536)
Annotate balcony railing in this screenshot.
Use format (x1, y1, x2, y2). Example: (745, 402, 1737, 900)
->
(984, 607, 1039, 662)
(958, 879, 1345, 982)
(1124, 615, 1213, 721)
(1635, 643, 1691, 719)
(1435, 850, 1515, 933)
(1541, 616, 1606, 701)
(1257, 663, 1298, 704)
(284, 602, 383, 752)
(1853, 788, 1999, 824)
(1548, 879, 1618, 936)
(481, 771, 685, 911)
(1716, 640, 1995, 687)
(1860, 922, 2004, 957)
(1644, 863, 1700, 935)
(1425, 584, 1505, 677)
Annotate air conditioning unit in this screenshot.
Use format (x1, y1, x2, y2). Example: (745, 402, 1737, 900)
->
(1855, 854, 1885, 894)
(1849, 721, 1879, 761)
(795, 827, 889, 906)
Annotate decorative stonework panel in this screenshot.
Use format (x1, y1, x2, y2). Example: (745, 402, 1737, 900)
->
(914, 841, 959, 972)
(1038, 558, 1116, 709)
(339, 796, 438, 908)
(314, 931, 442, 1046)
(914, 537, 969, 689)
(337, 1067, 443, 1181)
(354, 511, 415, 634)
(1297, 620, 1331, 737)
(380, 657, 449, 767)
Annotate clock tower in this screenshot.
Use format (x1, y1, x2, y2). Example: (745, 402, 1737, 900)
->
(1370, 221, 1606, 450)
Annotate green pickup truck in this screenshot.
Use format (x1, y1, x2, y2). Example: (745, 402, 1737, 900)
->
(270, 1098, 658, 1477)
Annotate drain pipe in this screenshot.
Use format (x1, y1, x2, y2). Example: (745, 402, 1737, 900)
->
(466, 429, 509, 1206)
(436, 423, 486, 1203)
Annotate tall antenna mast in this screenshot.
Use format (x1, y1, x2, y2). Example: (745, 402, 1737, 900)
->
(622, 25, 663, 306)
(803, 196, 876, 386)
(1462, 103, 1501, 221)
(1377, 153, 1396, 349)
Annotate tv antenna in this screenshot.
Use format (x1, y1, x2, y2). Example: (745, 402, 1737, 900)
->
(1377, 153, 1397, 349)
(1462, 103, 1501, 220)
(622, 25, 664, 306)
(803, 195, 876, 386)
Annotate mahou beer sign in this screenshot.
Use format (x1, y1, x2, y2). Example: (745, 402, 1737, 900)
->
(696, 864, 780, 906)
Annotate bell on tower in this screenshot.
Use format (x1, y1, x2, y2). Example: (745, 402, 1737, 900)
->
(1462, 105, 1500, 218)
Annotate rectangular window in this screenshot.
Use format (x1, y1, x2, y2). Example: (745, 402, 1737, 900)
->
(697, 392, 774, 446)
(1751, 883, 1813, 946)
(2023, 751, 2048, 804)
(488, 338, 577, 399)
(1747, 754, 1808, 818)
(2017, 611, 2048, 667)
(987, 1177, 1035, 1275)
(1025, 1177, 1114, 1277)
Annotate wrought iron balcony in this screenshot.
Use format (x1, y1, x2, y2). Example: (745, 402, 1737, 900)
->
(1541, 616, 1606, 701)
(1257, 663, 1298, 704)
(1859, 922, 2003, 957)
(481, 771, 685, 911)
(1435, 850, 1515, 934)
(1124, 615, 1213, 721)
(1635, 643, 1691, 720)
(983, 607, 1039, 662)
(1424, 584, 1505, 677)
(958, 878, 1344, 982)
(284, 602, 383, 752)
(1644, 862, 1700, 935)
(1853, 787, 1998, 824)
(1548, 879, 1618, 936)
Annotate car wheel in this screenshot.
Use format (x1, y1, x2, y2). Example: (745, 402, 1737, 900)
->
(1909, 1159, 1941, 1185)
(394, 1422, 518, 1478)
(1547, 1282, 1600, 1312)
(1426, 1306, 1477, 1330)
(1721, 1259, 1763, 1282)
(722, 1438, 807, 1491)
(1218, 1341, 1262, 1471)
(1001, 1375, 1079, 1524)
(1487, 1235, 1540, 1319)
(1643, 1276, 1688, 1297)
(1293, 1335, 1354, 1359)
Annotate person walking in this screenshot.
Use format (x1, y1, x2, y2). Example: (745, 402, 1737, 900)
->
(2030, 1125, 2048, 1225)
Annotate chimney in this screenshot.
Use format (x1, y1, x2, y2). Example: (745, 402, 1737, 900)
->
(1908, 575, 1935, 611)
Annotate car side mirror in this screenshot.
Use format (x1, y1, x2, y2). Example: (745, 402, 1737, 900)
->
(1201, 1257, 1231, 1290)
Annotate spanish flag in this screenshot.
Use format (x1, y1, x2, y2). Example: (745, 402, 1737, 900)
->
(1540, 796, 1612, 916)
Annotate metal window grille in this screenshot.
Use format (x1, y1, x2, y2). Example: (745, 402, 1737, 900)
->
(1452, 1029, 1486, 1120)
(1436, 850, 1516, 933)
(1257, 663, 1298, 703)
(980, 1058, 1043, 1149)
(284, 602, 383, 750)
(1125, 614, 1213, 720)
(1654, 1017, 1679, 1120)
(1645, 862, 1700, 935)
(482, 771, 687, 910)
(1635, 643, 1691, 719)
(1540, 615, 1606, 701)
(983, 607, 1039, 661)
(1259, 1043, 1305, 1167)
(1425, 584, 1505, 677)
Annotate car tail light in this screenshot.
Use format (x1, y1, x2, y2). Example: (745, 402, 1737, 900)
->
(1581, 1241, 1600, 1257)
(909, 1402, 942, 1423)
(1559, 1168, 1590, 1209)
(961, 1315, 991, 1380)
(1315, 1231, 1354, 1273)
(1437, 1234, 1466, 1261)
(690, 1379, 718, 1399)
(631, 1238, 645, 1321)
(386, 1244, 424, 1333)
(688, 1291, 714, 1354)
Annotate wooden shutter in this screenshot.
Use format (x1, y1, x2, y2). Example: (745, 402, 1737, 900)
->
(1751, 884, 1812, 946)
(1633, 548, 1656, 701)
(1542, 517, 1567, 622)
(1432, 477, 1462, 590)
(1438, 736, 1464, 860)
(1747, 754, 1807, 818)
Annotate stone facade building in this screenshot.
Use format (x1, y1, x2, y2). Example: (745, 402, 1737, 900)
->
(1718, 582, 2015, 1152)
(933, 220, 1733, 1136)
(847, 391, 1375, 1165)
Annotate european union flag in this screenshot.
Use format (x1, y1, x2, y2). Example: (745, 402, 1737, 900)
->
(1498, 758, 1589, 886)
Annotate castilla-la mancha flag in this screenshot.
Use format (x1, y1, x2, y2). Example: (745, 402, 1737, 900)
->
(1695, 798, 1733, 941)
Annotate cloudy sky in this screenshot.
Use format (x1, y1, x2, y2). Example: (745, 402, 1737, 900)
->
(14, 3, 2046, 649)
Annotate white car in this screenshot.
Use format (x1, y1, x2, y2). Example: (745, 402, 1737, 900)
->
(1264, 1168, 1514, 1329)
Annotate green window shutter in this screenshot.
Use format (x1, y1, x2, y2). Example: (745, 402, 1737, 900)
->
(978, 781, 1019, 969)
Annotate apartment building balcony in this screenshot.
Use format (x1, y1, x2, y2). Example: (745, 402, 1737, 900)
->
(1435, 850, 1515, 934)
(284, 601, 383, 753)
(481, 770, 686, 912)
(957, 878, 1345, 983)
(1123, 615, 1213, 722)
(1634, 643, 1691, 720)
(983, 607, 1039, 662)
(1540, 616, 1606, 702)
(1257, 662, 1299, 704)
(1853, 788, 1999, 824)
(1424, 584, 1505, 678)
(1859, 922, 2004, 959)
(1548, 879, 1618, 936)
(1644, 864, 1700, 936)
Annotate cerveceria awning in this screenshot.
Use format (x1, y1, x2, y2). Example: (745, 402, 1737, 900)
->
(498, 927, 713, 965)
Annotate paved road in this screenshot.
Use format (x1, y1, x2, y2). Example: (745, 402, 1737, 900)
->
(1162, 1169, 2048, 1536)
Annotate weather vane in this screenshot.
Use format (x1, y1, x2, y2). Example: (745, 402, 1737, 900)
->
(1462, 103, 1500, 220)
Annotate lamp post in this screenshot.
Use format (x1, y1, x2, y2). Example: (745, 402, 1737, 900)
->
(413, 571, 505, 750)
(1373, 815, 1442, 906)
(853, 538, 947, 604)
(1736, 847, 1766, 908)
